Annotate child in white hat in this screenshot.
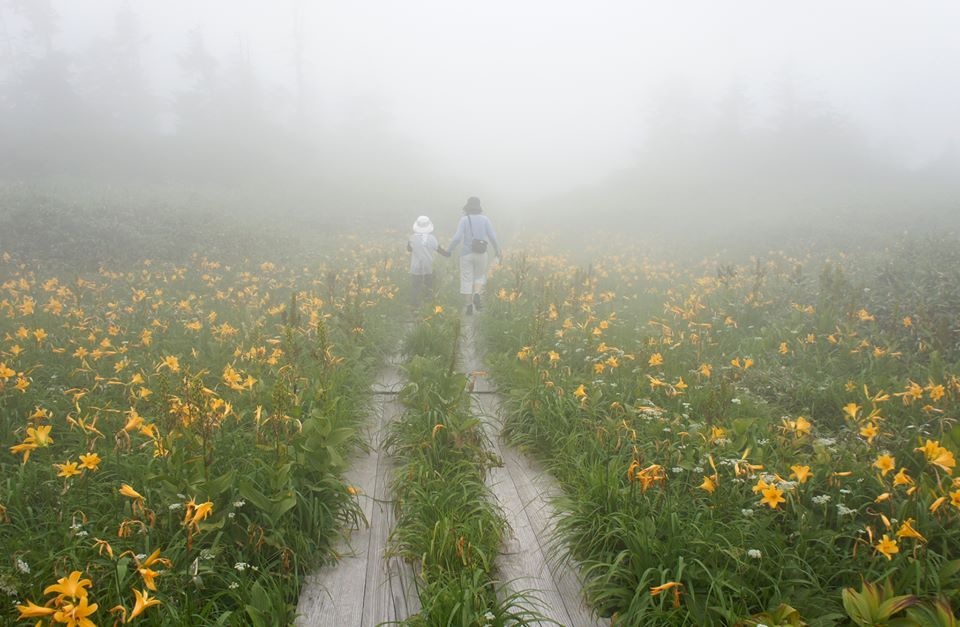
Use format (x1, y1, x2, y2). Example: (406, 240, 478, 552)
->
(407, 216, 449, 306)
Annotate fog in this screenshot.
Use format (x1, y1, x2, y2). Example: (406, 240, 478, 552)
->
(1, 0, 958, 246)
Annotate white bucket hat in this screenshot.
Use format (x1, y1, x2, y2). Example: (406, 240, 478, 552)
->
(412, 216, 434, 234)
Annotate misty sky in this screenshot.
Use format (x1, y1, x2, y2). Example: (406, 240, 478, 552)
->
(11, 0, 960, 207)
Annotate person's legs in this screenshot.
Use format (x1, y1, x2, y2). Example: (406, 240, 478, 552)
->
(411, 273, 425, 308)
(424, 273, 435, 302)
(459, 255, 475, 314)
(471, 252, 488, 310)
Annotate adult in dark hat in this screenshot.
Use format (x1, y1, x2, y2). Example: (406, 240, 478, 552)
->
(445, 197, 502, 315)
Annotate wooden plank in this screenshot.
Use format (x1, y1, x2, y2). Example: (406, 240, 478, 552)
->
(460, 320, 608, 626)
(296, 364, 419, 626)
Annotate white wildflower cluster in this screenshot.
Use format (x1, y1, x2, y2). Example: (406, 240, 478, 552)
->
(747, 549, 762, 559)
(0, 573, 17, 597)
(671, 467, 685, 474)
(815, 437, 837, 447)
(811, 494, 832, 506)
(233, 500, 246, 508)
(168, 503, 183, 511)
(741, 508, 755, 517)
(836, 503, 857, 516)
(234, 562, 249, 572)
(756, 438, 770, 446)
(777, 480, 797, 491)
(229, 582, 240, 590)
(730, 398, 742, 405)
(15, 558, 30, 574)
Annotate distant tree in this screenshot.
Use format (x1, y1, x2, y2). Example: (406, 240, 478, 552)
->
(0, 0, 94, 176)
(172, 30, 282, 184)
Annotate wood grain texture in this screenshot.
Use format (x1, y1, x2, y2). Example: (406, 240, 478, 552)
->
(295, 361, 419, 627)
(297, 322, 606, 627)
(462, 322, 608, 627)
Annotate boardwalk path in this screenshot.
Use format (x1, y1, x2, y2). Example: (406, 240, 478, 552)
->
(462, 320, 606, 627)
(295, 355, 419, 626)
(296, 321, 606, 626)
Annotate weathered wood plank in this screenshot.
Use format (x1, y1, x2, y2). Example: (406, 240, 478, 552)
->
(461, 322, 608, 626)
(295, 364, 419, 626)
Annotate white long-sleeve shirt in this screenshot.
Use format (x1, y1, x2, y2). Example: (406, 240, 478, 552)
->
(409, 232, 439, 275)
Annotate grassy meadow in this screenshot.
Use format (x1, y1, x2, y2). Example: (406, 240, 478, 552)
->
(3, 201, 960, 626)
(481, 236, 960, 625)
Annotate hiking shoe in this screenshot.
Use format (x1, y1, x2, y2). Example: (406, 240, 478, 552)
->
(473, 293, 482, 311)
(465, 304, 473, 316)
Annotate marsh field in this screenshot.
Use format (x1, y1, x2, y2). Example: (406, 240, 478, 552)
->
(1, 199, 960, 626)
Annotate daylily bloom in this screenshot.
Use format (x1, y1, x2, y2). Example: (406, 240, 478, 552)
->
(56, 461, 82, 479)
(873, 454, 895, 476)
(78, 452, 102, 471)
(44, 570, 93, 599)
(184, 499, 214, 531)
(896, 519, 925, 542)
(93, 537, 114, 558)
(699, 475, 716, 494)
(789, 465, 812, 484)
(648, 353, 663, 367)
(119, 483, 145, 501)
(129, 588, 162, 620)
(53, 595, 98, 627)
(760, 485, 786, 509)
(17, 600, 56, 618)
(916, 439, 956, 474)
(139, 567, 159, 591)
(157, 355, 180, 372)
(892, 467, 913, 487)
(649, 581, 683, 608)
(875, 534, 899, 560)
(843, 402, 861, 420)
(860, 422, 879, 444)
(29, 424, 54, 446)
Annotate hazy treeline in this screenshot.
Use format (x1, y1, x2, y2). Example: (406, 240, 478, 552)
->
(0, 1, 464, 223)
(0, 1, 957, 247)
(532, 83, 960, 243)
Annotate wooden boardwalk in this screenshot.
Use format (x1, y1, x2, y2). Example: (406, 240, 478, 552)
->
(462, 322, 608, 627)
(296, 321, 606, 626)
(295, 358, 420, 626)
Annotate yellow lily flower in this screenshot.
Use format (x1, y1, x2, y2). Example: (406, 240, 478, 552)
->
(874, 534, 899, 560)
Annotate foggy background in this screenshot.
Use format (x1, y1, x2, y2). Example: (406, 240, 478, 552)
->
(1, 0, 958, 252)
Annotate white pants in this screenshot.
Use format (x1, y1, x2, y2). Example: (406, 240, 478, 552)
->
(459, 252, 488, 295)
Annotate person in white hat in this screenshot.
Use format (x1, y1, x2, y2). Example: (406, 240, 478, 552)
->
(407, 215, 450, 307)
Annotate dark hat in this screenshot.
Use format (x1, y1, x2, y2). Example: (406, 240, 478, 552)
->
(463, 196, 482, 214)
